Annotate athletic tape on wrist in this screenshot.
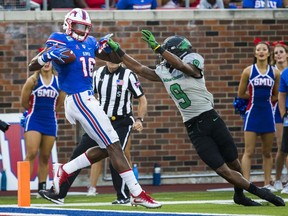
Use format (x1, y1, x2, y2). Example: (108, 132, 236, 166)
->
(37, 56, 46, 66)
(153, 45, 160, 51)
(155, 46, 165, 55)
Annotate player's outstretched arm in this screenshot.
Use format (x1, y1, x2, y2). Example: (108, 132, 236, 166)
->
(107, 38, 161, 82)
(96, 51, 122, 64)
(96, 34, 122, 64)
(141, 30, 200, 77)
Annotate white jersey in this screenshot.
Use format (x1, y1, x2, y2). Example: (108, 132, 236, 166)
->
(155, 53, 214, 122)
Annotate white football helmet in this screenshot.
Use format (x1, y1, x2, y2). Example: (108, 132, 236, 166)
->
(63, 8, 92, 42)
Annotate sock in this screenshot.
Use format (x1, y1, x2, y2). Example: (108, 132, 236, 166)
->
(38, 182, 46, 192)
(234, 186, 244, 195)
(120, 169, 142, 197)
(247, 183, 258, 194)
(63, 153, 91, 174)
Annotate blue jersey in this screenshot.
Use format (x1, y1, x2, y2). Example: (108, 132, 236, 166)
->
(117, 0, 157, 9)
(242, 0, 282, 8)
(279, 67, 288, 108)
(25, 74, 60, 136)
(273, 65, 282, 123)
(244, 64, 276, 133)
(45, 32, 98, 94)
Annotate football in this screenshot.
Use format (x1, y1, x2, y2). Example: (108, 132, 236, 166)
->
(54, 48, 76, 64)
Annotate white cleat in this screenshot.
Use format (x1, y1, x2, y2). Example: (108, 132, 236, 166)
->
(53, 163, 68, 195)
(130, 191, 162, 209)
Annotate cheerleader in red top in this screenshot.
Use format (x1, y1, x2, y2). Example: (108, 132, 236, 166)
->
(238, 39, 280, 190)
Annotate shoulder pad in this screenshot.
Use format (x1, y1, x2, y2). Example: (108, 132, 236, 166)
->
(46, 32, 69, 47)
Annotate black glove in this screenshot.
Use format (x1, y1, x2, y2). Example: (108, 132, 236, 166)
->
(0, 120, 10, 132)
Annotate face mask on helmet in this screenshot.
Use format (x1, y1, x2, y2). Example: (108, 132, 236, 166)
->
(162, 36, 192, 59)
(63, 8, 92, 42)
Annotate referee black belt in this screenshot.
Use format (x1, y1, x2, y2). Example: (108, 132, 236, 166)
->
(110, 114, 131, 121)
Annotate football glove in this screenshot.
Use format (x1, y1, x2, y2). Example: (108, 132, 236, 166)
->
(141, 30, 165, 54)
(0, 120, 10, 132)
(98, 33, 113, 54)
(141, 30, 159, 50)
(107, 38, 120, 52)
(40, 46, 70, 64)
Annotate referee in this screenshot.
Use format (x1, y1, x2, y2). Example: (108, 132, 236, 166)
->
(87, 61, 147, 204)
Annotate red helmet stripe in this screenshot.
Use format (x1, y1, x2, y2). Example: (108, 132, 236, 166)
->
(82, 10, 87, 21)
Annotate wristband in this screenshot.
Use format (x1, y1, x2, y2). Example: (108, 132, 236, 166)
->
(37, 56, 46, 66)
(116, 48, 125, 58)
(153, 45, 161, 51)
(154, 46, 165, 55)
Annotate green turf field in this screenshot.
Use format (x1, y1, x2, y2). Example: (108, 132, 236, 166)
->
(0, 191, 287, 215)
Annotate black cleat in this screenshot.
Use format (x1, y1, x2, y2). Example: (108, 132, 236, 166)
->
(257, 188, 285, 206)
(233, 193, 262, 206)
(112, 198, 130, 204)
(38, 189, 65, 205)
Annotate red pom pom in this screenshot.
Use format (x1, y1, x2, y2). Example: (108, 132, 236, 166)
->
(254, 38, 262, 46)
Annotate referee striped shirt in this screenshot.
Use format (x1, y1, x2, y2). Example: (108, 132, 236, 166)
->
(93, 65, 144, 117)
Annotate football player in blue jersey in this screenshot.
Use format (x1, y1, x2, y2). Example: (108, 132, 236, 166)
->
(29, 8, 161, 208)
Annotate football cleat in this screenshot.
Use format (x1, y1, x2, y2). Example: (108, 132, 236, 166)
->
(130, 191, 162, 209)
(112, 198, 130, 204)
(38, 189, 64, 205)
(53, 163, 69, 195)
(233, 193, 262, 206)
(257, 188, 285, 206)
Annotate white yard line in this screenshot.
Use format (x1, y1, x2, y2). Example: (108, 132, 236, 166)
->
(2, 199, 288, 207)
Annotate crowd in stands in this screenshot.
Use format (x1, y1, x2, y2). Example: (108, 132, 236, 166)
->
(1, 0, 288, 10)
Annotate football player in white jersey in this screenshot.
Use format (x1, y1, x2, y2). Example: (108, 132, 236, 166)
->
(106, 30, 285, 207)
